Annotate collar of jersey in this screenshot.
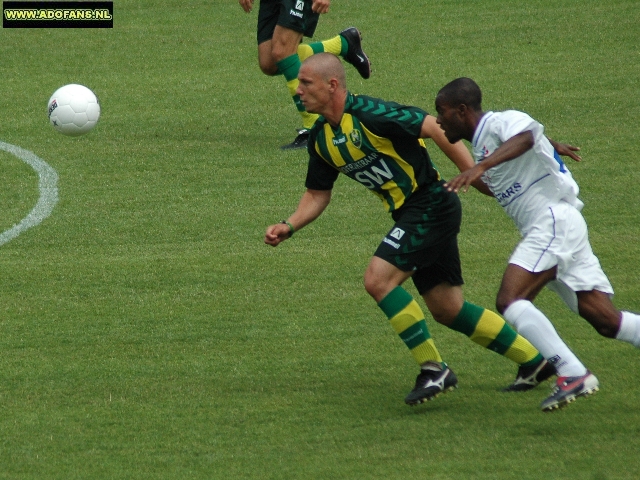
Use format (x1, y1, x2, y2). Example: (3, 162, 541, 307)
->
(472, 111, 494, 148)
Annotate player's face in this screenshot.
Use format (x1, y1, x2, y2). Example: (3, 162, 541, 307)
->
(296, 64, 332, 115)
(435, 100, 465, 144)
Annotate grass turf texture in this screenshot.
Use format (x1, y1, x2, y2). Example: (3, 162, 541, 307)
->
(1, 0, 639, 478)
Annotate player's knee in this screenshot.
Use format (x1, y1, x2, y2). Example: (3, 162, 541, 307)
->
(270, 43, 294, 64)
(258, 60, 278, 76)
(495, 293, 514, 315)
(422, 289, 464, 326)
(430, 308, 457, 326)
(363, 275, 383, 300)
(364, 273, 398, 304)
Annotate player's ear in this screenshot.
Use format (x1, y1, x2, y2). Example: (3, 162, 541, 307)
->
(458, 103, 469, 117)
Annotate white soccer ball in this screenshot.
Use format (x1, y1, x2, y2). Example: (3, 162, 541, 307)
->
(47, 84, 100, 136)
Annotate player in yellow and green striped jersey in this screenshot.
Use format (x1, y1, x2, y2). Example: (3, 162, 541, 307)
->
(265, 53, 557, 406)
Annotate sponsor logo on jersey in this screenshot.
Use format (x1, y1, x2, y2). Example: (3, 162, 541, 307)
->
(389, 227, 405, 240)
(332, 134, 347, 146)
(349, 129, 361, 148)
(382, 227, 405, 249)
(495, 182, 522, 203)
(480, 145, 491, 158)
(383, 237, 401, 249)
(339, 152, 379, 174)
(354, 159, 394, 189)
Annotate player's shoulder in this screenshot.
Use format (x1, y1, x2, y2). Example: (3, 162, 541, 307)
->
(486, 110, 539, 134)
(308, 115, 328, 137)
(489, 109, 532, 123)
(307, 117, 331, 159)
(492, 110, 542, 130)
(348, 92, 426, 116)
(347, 93, 427, 136)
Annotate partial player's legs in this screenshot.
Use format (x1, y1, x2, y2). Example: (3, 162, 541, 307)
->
(255, 0, 319, 149)
(369, 188, 552, 405)
(541, 203, 640, 346)
(365, 257, 458, 405)
(257, 28, 302, 74)
(497, 264, 599, 410)
(576, 289, 622, 337)
(407, 234, 554, 393)
(574, 289, 640, 346)
(420, 283, 554, 392)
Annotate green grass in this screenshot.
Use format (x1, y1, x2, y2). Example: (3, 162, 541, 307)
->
(1, 0, 639, 478)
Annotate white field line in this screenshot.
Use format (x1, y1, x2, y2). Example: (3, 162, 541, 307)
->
(0, 141, 59, 246)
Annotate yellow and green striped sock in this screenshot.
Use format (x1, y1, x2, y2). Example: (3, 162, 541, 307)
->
(449, 301, 543, 366)
(297, 34, 345, 62)
(379, 286, 443, 366)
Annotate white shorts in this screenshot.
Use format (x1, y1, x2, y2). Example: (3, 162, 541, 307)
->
(509, 202, 613, 310)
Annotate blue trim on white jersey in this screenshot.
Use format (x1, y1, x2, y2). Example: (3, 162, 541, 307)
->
(553, 149, 567, 173)
(472, 112, 495, 151)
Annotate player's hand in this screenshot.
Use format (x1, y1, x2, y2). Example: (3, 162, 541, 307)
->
(444, 165, 483, 194)
(312, 0, 330, 14)
(554, 142, 582, 162)
(264, 223, 292, 246)
(239, 0, 254, 13)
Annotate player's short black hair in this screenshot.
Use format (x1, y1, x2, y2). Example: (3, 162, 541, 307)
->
(437, 77, 482, 111)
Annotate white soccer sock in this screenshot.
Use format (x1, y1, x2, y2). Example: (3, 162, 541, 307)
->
(615, 311, 640, 347)
(503, 299, 587, 378)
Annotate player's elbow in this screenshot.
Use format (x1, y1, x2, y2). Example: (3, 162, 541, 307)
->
(521, 131, 535, 150)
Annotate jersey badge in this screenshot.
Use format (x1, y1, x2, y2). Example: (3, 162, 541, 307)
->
(349, 129, 362, 148)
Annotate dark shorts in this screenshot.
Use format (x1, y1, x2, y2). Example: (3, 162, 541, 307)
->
(373, 182, 464, 295)
(257, 0, 320, 44)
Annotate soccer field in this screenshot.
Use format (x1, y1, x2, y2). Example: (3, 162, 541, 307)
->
(1, 0, 639, 478)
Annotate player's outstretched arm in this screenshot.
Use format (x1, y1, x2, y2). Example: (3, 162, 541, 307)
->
(264, 189, 332, 246)
(420, 115, 492, 196)
(445, 130, 534, 194)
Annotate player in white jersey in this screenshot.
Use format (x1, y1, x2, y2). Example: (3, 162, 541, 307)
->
(434, 77, 640, 411)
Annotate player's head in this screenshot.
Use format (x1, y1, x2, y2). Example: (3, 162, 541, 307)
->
(304, 52, 347, 88)
(435, 78, 483, 143)
(436, 77, 483, 112)
(297, 53, 346, 116)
